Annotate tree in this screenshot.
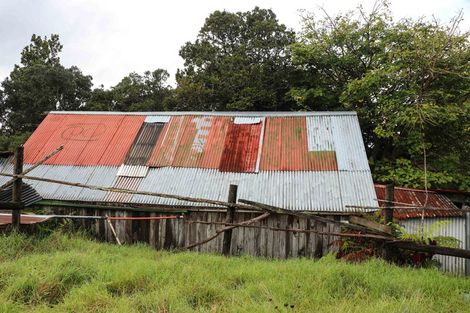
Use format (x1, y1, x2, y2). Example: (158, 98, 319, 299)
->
(87, 69, 172, 112)
(292, 1, 470, 190)
(168, 7, 296, 111)
(0, 34, 93, 135)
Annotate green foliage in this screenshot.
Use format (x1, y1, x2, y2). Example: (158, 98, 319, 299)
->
(169, 7, 296, 111)
(88, 69, 172, 112)
(396, 221, 461, 248)
(292, 1, 470, 190)
(0, 232, 469, 312)
(0, 34, 92, 135)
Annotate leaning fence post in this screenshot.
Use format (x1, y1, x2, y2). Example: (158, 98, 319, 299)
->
(222, 184, 238, 256)
(12, 145, 24, 229)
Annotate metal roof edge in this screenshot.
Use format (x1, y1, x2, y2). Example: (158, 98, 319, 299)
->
(48, 111, 358, 117)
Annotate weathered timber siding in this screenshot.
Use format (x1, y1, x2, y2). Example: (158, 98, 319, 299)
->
(42, 206, 341, 259)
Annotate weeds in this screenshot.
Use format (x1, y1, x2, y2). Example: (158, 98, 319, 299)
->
(0, 232, 468, 312)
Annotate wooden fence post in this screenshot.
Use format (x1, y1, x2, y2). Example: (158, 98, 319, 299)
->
(383, 183, 394, 261)
(12, 145, 24, 229)
(222, 184, 238, 256)
(384, 183, 394, 224)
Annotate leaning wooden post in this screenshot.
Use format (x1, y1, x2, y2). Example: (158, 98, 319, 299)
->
(384, 183, 394, 224)
(12, 145, 24, 229)
(222, 184, 238, 256)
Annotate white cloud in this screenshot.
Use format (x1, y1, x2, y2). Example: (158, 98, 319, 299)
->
(0, 0, 468, 87)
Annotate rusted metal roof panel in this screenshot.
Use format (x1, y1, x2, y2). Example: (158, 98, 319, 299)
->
(148, 115, 187, 167)
(260, 117, 338, 171)
(219, 122, 262, 173)
(24, 114, 144, 166)
(148, 116, 230, 169)
(375, 184, 462, 219)
(124, 122, 164, 165)
(0, 213, 52, 226)
(331, 115, 369, 171)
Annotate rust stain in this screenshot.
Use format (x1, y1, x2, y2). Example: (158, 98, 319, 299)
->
(260, 117, 338, 171)
(219, 122, 262, 172)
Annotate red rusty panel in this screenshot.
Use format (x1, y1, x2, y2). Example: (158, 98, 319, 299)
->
(173, 116, 213, 167)
(219, 122, 262, 172)
(24, 114, 67, 164)
(375, 184, 463, 219)
(199, 117, 231, 169)
(148, 116, 230, 169)
(148, 116, 189, 167)
(260, 117, 338, 171)
(24, 114, 144, 166)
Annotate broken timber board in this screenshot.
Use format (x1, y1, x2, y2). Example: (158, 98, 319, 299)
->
(349, 216, 392, 234)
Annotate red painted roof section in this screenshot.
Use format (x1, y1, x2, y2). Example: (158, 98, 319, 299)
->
(219, 122, 262, 172)
(374, 184, 463, 219)
(260, 117, 338, 171)
(148, 116, 231, 169)
(24, 114, 144, 166)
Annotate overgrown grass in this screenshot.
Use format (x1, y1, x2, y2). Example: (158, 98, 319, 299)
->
(0, 231, 469, 312)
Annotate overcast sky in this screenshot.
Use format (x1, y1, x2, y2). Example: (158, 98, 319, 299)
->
(1, 0, 468, 88)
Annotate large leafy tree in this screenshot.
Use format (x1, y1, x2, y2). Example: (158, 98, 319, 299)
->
(168, 7, 296, 111)
(292, 2, 470, 190)
(0, 34, 93, 137)
(87, 69, 172, 112)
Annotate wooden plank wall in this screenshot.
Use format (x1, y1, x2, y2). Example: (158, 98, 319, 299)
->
(46, 206, 341, 259)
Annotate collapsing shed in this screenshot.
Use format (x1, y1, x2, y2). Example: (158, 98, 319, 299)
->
(0, 111, 377, 257)
(375, 184, 467, 275)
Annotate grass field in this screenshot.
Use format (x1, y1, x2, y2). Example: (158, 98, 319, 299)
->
(0, 232, 469, 313)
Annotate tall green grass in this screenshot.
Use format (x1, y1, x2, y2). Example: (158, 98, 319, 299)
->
(0, 231, 469, 312)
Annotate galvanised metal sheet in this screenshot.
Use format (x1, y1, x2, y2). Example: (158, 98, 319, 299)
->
(145, 115, 170, 123)
(9, 165, 119, 202)
(132, 167, 354, 211)
(331, 114, 370, 171)
(219, 122, 262, 173)
(375, 184, 462, 219)
(148, 116, 230, 169)
(24, 114, 144, 166)
(401, 217, 466, 274)
(105, 176, 143, 203)
(306, 115, 335, 151)
(117, 165, 149, 177)
(124, 122, 164, 165)
(260, 117, 338, 171)
(0, 183, 42, 207)
(338, 170, 378, 211)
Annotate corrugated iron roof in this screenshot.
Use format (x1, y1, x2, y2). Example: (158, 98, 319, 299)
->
(24, 114, 145, 166)
(374, 184, 462, 219)
(7, 111, 377, 212)
(124, 122, 164, 165)
(0, 183, 42, 207)
(219, 122, 262, 173)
